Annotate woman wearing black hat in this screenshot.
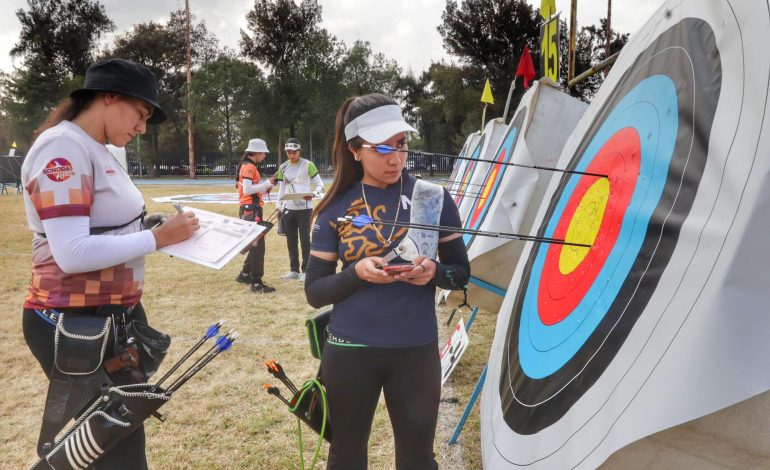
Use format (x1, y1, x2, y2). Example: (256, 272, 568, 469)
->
(304, 93, 470, 469)
(20, 58, 198, 469)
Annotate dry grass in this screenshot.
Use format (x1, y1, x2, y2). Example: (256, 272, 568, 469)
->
(0, 185, 495, 469)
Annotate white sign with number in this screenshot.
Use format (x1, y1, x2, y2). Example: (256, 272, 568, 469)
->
(440, 318, 470, 386)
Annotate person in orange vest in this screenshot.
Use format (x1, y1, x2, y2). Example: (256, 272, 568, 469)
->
(235, 138, 276, 293)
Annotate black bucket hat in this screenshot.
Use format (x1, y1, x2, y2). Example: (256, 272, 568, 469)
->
(71, 58, 167, 124)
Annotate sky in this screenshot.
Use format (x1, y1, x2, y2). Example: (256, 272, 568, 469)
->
(0, 0, 665, 75)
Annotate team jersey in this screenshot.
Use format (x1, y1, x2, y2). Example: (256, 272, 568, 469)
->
(21, 121, 148, 308)
(276, 158, 323, 210)
(311, 173, 462, 348)
(237, 161, 264, 206)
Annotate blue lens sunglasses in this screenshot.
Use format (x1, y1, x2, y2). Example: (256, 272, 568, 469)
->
(360, 144, 407, 155)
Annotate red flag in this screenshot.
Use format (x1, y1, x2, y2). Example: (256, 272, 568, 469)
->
(516, 45, 536, 89)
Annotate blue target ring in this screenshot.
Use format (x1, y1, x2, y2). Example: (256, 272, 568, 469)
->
(497, 18, 722, 435)
(463, 109, 525, 246)
(520, 76, 678, 378)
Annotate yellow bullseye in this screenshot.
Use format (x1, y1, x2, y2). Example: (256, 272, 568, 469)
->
(559, 178, 610, 275)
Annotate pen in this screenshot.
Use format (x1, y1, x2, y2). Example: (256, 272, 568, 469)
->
(173, 203, 184, 214)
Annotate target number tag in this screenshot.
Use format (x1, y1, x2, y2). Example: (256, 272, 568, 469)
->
(440, 318, 470, 386)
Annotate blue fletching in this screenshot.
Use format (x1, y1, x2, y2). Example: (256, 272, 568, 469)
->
(352, 214, 374, 227)
(217, 337, 234, 352)
(205, 322, 222, 339)
(214, 335, 228, 348)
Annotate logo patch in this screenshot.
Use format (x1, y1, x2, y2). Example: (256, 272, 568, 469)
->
(105, 166, 117, 176)
(43, 158, 75, 182)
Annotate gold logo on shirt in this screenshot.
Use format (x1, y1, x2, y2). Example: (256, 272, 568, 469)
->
(334, 198, 407, 262)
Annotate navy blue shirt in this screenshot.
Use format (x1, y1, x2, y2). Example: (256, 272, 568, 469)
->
(311, 174, 462, 347)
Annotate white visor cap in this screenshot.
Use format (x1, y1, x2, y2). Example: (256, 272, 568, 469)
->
(245, 138, 270, 153)
(344, 105, 417, 143)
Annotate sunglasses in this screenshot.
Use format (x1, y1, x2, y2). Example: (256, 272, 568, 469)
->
(285, 144, 301, 151)
(360, 144, 408, 155)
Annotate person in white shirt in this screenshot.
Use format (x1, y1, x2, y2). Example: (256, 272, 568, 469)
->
(21, 58, 198, 469)
(276, 138, 324, 281)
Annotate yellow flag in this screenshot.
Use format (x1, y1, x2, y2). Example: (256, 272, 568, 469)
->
(11, 141, 17, 149)
(481, 79, 495, 104)
(540, 0, 555, 19)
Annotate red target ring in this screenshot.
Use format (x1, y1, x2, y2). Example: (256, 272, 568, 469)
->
(537, 128, 641, 326)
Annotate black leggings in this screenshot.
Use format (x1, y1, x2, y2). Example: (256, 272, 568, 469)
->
(283, 208, 312, 272)
(320, 340, 441, 470)
(241, 204, 266, 282)
(22, 306, 149, 470)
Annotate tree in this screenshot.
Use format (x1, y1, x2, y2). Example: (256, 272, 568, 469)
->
(240, 0, 323, 71)
(105, 10, 219, 172)
(193, 51, 265, 175)
(1, 0, 114, 147)
(438, 0, 541, 116)
(12, 0, 114, 77)
(565, 18, 629, 101)
(240, 0, 347, 154)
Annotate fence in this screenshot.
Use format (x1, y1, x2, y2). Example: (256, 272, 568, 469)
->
(125, 149, 452, 179)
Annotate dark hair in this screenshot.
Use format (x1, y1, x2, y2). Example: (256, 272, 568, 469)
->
(313, 93, 398, 218)
(33, 91, 100, 139)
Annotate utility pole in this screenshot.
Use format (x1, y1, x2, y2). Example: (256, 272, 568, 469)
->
(568, 0, 577, 84)
(185, 0, 195, 179)
(606, 0, 612, 58)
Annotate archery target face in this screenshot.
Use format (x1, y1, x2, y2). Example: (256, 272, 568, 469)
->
(463, 109, 527, 247)
(483, 11, 730, 464)
(452, 133, 486, 207)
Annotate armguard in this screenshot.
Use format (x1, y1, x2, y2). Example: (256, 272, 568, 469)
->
(432, 237, 471, 290)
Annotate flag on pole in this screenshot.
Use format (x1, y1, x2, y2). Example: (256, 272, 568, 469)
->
(481, 79, 495, 104)
(516, 46, 536, 89)
(480, 79, 495, 131)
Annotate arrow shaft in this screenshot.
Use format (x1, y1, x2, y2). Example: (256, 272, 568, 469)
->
(166, 347, 228, 393)
(164, 341, 221, 392)
(358, 218, 591, 248)
(150, 336, 208, 392)
(405, 150, 607, 178)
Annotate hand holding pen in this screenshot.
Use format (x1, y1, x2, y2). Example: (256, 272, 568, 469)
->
(151, 203, 200, 249)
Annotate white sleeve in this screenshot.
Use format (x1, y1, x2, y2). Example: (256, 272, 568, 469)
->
(253, 176, 273, 194)
(277, 180, 287, 210)
(311, 173, 324, 195)
(42, 216, 157, 273)
(243, 177, 272, 196)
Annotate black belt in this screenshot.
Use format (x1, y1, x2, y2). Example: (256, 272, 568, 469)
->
(35, 305, 136, 324)
(37, 208, 147, 238)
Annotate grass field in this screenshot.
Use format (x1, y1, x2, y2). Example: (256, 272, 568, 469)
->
(0, 185, 497, 469)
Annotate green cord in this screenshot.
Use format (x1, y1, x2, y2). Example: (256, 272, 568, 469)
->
(290, 379, 328, 469)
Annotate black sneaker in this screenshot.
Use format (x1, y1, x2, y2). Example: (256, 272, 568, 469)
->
(251, 282, 276, 293)
(235, 272, 252, 284)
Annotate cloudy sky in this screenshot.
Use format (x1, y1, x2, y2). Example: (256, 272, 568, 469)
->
(0, 0, 664, 75)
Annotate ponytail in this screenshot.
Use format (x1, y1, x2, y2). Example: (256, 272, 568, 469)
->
(33, 91, 100, 140)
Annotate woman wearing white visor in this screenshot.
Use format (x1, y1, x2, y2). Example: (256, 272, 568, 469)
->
(305, 94, 470, 469)
(276, 137, 324, 281)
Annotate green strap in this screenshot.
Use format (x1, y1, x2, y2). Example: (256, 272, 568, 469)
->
(291, 379, 328, 470)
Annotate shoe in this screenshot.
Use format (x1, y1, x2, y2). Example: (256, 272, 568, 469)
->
(298, 273, 305, 282)
(251, 282, 276, 293)
(235, 272, 252, 284)
(280, 271, 300, 280)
